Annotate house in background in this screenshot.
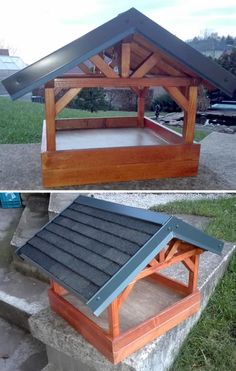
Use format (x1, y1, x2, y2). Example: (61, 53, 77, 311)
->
(0, 49, 27, 97)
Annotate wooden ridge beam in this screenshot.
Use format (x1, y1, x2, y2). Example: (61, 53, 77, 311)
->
(90, 55, 118, 78)
(131, 53, 159, 78)
(121, 43, 131, 77)
(55, 76, 196, 88)
(55, 88, 81, 115)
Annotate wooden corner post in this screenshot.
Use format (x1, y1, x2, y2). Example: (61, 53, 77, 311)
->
(183, 86, 198, 144)
(108, 298, 120, 338)
(137, 88, 148, 127)
(45, 85, 56, 151)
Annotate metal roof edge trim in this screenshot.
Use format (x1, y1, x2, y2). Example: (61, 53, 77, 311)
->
(76, 195, 171, 225)
(171, 216, 223, 255)
(87, 217, 176, 316)
(4, 27, 136, 100)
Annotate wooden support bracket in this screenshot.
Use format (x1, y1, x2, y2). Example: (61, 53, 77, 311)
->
(55, 88, 81, 115)
(90, 55, 118, 78)
(108, 298, 120, 337)
(131, 53, 159, 78)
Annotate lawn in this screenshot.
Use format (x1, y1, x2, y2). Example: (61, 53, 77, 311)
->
(150, 197, 236, 371)
(0, 97, 208, 143)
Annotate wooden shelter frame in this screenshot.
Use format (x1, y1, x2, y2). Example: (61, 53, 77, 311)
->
(49, 239, 203, 364)
(42, 36, 201, 187)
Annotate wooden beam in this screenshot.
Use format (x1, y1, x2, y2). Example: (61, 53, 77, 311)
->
(131, 53, 159, 78)
(44, 87, 56, 151)
(182, 257, 195, 272)
(165, 240, 181, 261)
(117, 281, 136, 309)
(183, 86, 198, 144)
(121, 43, 131, 77)
(108, 298, 120, 337)
(54, 76, 196, 88)
(55, 88, 81, 115)
(51, 281, 67, 296)
(164, 87, 189, 111)
(78, 63, 91, 74)
(90, 55, 118, 78)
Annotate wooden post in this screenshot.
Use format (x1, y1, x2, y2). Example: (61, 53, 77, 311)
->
(183, 86, 198, 144)
(51, 281, 67, 296)
(121, 43, 131, 77)
(45, 87, 56, 151)
(108, 298, 120, 337)
(137, 88, 147, 127)
(187, 254, 200, 293)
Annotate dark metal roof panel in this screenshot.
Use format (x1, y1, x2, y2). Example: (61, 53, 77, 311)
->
(16, 196, 224, 316)
(2, 8, 236, 100)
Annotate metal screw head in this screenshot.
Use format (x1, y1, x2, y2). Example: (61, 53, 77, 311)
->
(96, 296, 101, 301)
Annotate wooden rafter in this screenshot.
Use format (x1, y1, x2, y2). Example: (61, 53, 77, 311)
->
(165, 240, 182, 261)
(121, 43, 131, 77)
(131, 53, 159, 78)
(78, 63, 92, 74)
(90, 54, 118, 78)
(55, 88, 81, 115)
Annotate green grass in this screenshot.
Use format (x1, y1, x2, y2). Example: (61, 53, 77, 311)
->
(150, 197, 236, 371)
(0, 97, 136, 144)
(169, 126, 209, 142)
(0, 97, 208, 143)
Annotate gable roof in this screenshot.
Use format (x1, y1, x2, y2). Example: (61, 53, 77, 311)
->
(2, 8, 236, 100)
(16, 196, 223, 316)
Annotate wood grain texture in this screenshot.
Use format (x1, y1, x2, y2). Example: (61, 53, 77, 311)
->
(90, 55, 118, 78)
(183, 86, 198, 144)
(121, 43, 131, 77)
(164, 87, 189, 111)
(54, 76, 196, 88)
(144, 117, 184, 144)
(131, 53, 158, 78)
(44, 87, 56, 151)
(55, 88, 81, 115)
(56, 116, 138, 130)
(41, 143, 200, 187)
(108, 298, 120, 337)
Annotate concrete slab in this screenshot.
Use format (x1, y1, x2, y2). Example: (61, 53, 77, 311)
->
(56, 128, 166, 150)
(0, 268, 48, 330)
(11, 195, 49, 280)
(0, 208, 22, 267)
(0, 132, 235, 190)
(28, 209, 235, 371)
(0, 317, 47, 371)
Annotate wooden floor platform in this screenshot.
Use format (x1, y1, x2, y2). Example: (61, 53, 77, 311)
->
(56, 127, 167, 150)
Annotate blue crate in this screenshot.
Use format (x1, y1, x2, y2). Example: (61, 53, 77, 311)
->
(0, 193, 22, 208)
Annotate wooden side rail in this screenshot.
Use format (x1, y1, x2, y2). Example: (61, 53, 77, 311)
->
(56, 116, 138, 130)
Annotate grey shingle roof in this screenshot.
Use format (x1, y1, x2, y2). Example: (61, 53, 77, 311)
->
(16, 196, 224, 316)
(2, 8, 236, 100)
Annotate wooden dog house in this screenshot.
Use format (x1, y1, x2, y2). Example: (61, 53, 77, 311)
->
(3, 8, 236, 187)
(16, 196, 223, 364)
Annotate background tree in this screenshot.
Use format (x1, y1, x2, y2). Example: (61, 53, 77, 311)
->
(217, 48, 236, 76)
(70, 88, 108, 112)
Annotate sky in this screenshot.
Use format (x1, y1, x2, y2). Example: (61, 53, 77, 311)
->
(1, 0, 236, 64)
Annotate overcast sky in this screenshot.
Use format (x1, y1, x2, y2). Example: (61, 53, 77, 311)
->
(1, 0, 236, 64)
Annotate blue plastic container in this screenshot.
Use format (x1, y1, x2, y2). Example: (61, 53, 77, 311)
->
(0, 193, 22, 208)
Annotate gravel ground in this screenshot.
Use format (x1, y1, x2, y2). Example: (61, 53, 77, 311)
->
(49, 192, 231, 215)
(91, 192, 231, 209)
